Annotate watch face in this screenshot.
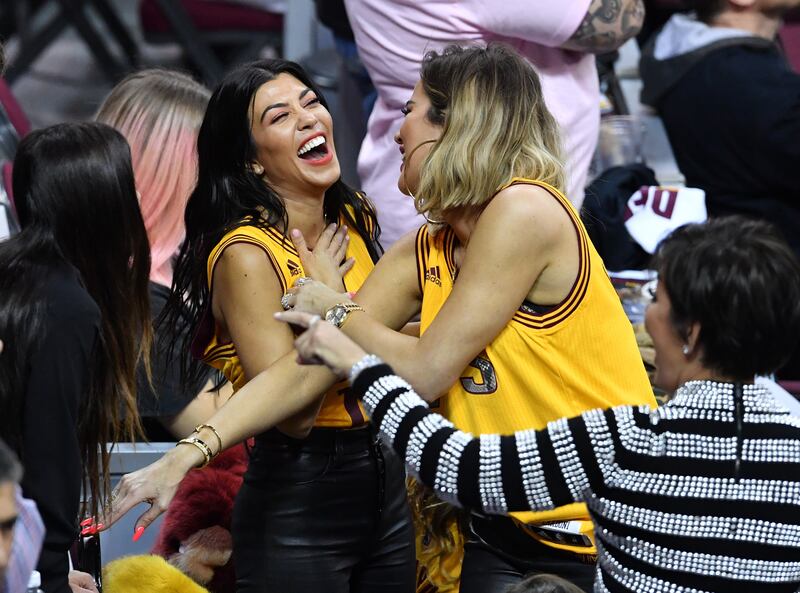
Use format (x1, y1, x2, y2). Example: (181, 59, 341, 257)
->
(327, 305, 347, 327)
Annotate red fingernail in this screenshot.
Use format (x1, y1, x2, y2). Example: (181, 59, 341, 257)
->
(96, 523, 105, 530)
(132, 526, 145, 542)
(80, 518, 94, 527)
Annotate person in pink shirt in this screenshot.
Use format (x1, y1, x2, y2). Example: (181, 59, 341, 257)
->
(345, 0, 645, 246)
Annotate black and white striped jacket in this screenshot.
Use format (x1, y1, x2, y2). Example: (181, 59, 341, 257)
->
(353, 364, 800, 593)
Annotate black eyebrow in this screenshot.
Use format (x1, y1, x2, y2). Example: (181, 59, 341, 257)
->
(259, 88, 315, 122)
(260, 102, 287, 123)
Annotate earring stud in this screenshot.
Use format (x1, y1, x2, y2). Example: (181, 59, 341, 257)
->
(682, 344, 691, 356)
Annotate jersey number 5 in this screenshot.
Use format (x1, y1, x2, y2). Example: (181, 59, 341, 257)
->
(460, 355, 498, 395)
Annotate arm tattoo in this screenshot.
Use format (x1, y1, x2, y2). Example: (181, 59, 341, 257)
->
(563, 0, 644, 54)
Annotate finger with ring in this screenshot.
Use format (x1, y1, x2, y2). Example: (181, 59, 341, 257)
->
(295, 276, 311, 287)
(280, 293, 292, 310)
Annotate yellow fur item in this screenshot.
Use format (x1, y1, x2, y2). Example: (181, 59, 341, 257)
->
(103, 555, 211, 593)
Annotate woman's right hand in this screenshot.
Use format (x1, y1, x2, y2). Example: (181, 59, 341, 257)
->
(100, 444, 203, 539)
(292, 224, 355, 290)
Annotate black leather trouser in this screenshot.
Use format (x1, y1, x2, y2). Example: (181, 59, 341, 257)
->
(232, 425, 415, 593)
(459, 516, 596, 593)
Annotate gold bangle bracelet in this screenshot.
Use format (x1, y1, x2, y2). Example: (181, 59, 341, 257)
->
(194, 423, 223, 454)
(177, 437, 213, 468)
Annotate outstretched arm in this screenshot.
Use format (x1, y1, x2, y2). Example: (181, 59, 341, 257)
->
(274, 312, 604, 514)
(105, 351, 341, 534)
(289, 185, 568, 401)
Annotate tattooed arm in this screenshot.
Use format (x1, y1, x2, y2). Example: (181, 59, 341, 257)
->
(561, 0, 645, 53)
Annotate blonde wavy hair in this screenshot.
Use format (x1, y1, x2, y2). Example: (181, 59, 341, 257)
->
(414, 44, 565, 220)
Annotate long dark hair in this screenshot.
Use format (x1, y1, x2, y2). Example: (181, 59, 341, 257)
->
(0, 122, 152, 514)
(162, 59, 381, 390)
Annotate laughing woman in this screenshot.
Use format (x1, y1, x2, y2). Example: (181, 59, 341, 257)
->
(151, 60, 414, 592)
(104, 45, 654, 592)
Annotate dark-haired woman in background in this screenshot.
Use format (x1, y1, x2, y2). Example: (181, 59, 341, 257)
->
(279, 216, 800, 593)
(0, 122, 152, 593)
(151, 59, 413, 592)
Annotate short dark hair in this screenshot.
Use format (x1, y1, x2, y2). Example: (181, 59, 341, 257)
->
(505, 574, 584, 593)
(691, 0, 726, 23)
(654, 216, 800, 380)
(0, 439, 22, 485)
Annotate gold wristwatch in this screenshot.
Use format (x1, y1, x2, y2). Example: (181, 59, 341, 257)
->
(324, 302, 364, 328)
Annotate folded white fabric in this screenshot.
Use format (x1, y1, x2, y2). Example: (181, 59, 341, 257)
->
(624, 185, 707, 253)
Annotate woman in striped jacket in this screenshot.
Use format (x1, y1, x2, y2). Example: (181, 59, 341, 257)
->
(277, 216, 800, 593)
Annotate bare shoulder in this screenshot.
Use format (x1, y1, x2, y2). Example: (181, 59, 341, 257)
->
(382, 227, 420, 261)
(479, 184, 572, 247)
(213, 241, 279, 288)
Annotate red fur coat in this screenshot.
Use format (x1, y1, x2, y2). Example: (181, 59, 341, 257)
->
(151, 444, 248, 593)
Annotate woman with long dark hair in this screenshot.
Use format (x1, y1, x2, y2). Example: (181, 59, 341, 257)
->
(107, 46, 650, 593)
(148, 59, 413, 592)
(0, 122, 151, 593)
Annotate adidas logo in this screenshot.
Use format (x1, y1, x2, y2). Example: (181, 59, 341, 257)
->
(287, 259, 302, 276)
(425, 266, 442, 286)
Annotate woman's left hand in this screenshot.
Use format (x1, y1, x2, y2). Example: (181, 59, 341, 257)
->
(284, 278, 350, 317)
(274, 310, 367, 377)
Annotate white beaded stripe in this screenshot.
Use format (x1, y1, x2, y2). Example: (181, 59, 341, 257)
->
(605, 465, 800, 503)
(362, 374, 412, 416)
(742, 439, 800, 463)
(377, 390, 421, 443)
(548, 417, 591, 501)
(586, 495, 800, 548)
(514, 428, 554, 511)
(433, 430, 472, 506)
(619, 423, 737, 459)
(582, 409, 617, 479)
(616, 418, 800, 461)
(478, 434, 507, 513)
(406, 414, 448, 473)
(596, 539, 717, 593)
(597, 525, 800, 582)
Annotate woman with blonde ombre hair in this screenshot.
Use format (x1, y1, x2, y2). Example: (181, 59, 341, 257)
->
(103, 44, 652, 593)
(96, 70, 229, 440)
(282, 43, 655, 593)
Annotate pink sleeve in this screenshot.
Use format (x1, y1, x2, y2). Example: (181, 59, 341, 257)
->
(466, 0, 593, 48)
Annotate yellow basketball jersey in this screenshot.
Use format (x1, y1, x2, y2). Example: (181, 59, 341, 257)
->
(416, 178, 655, 553)
(201, 211, 376, 428)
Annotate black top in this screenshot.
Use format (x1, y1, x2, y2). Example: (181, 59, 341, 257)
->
(642, 40, 800, 257)
(21, 263, 100, 593)
(136, 282, 212, 441)
(355, 364, 800, 593)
